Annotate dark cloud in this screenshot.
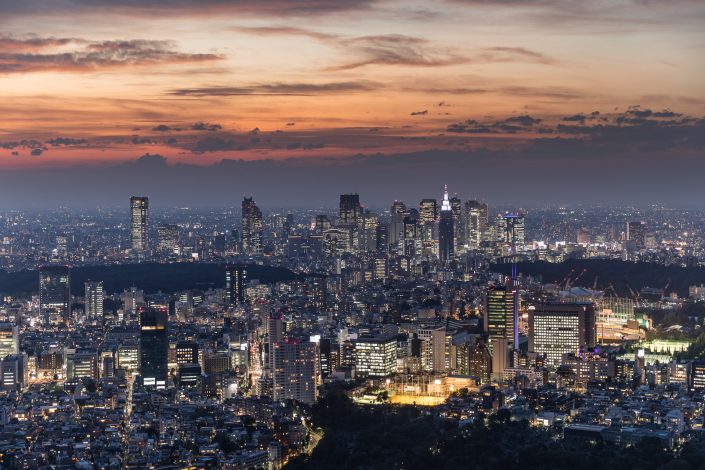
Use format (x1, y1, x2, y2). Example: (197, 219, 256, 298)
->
(0, 139, 44, 149)
(152, 124, 173, 132)
(168, 81, 381, 97)
(562, 114, 587, 123)
(0, 37, 222, 74)
(409, 85, 583, 100)
(46, 137, 88, 146)
(410, 110, 428, 116)
(30, 148, 43, 156)
(0, 35, 78, 52)
(192, 122, 222, 131)
(193, 137, 242, 153)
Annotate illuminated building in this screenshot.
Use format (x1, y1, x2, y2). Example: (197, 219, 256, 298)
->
(225, 265, 247, 304)
(690, 362, 705, 391)
(175, 340, 199, 365)
(272, 339, 319, 405)
(354, 335, 396, 377)
(497, 213, 525, 249)
(464, 200, 488, 247)
(338, 194, 362, 227)
(39, 264, 71, 326)
(438, 185, 454, 262)
(139, 307, 168, 389)
(130, 196, 149, 251)
(66, 349, 99, 380)
(485, 286, 516, 349)
(242, 196, 263, 256)
(450, 195, 462, 248)
(529, 303, 596, 366)
(627, 221, 646, 249)
(0, 323, 18, 360)
(157, 224, 179, 253)
(84, 280, 104, 321)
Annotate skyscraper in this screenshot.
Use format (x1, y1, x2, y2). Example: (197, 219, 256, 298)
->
(225, 265, 247, 304)
(338, 194, 362, 227)
(498, 213, 525, 249)
(84, 280, 104, 321)
(438, 185, 454, 262)
(354, 335, 397, 377)
(627, 221, 646, 249)
(242, 196, 263, 256)
(130, 196, 149, 252)
(529, 303, 596, 366)
(450, 195, 462, 248)
(484, 286, 516, 349)
(139, 307, 168, 389)
(39, 265, 71, 326)
(390, 200, 407, 248)
(464, 200, 488, 247)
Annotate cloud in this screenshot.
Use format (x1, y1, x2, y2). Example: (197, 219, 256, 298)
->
(326, 34, 468, 70)
(193, 137, 242, 153)
(192, 122, 222, 131)
(46, 137, 88, 146)
(0, 35, 78, 52)
(410, 110, 428, 116)
(30, 148, 44, 156)
(0, 36, 222, 74)
(478, 46, 556, 64)
(152, 124, 173, 132)
(168, 81, 381, 97)
(233, 26, 338, 41)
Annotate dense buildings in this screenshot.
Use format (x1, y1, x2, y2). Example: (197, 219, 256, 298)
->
(242, 196, 263, 256)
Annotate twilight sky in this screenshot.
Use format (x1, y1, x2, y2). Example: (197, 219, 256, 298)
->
(0, 0, 704, 207)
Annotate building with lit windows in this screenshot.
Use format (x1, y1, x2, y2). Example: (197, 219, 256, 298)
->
(157, 224, 179, 253)
(354, 335, 397, 377)
(130, 196, 149, 251)
(0, 323, 18, 360)
(272, 339, 319, 405)
(529, 303, 596, 366)
(139, 307, 168, 389)
(242, 196, 263, 256)
(39, 264, 71, 326)
(485, 286, 516, 349)
(438, 186, 454, 263)
(464, 200, 488, 247)
(84, 280, 104, 321)
(225, 265, 247, 304)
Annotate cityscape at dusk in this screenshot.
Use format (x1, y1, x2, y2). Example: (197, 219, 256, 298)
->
(1, 1, 705, 469)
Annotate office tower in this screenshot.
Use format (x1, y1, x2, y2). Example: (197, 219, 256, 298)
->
(627, 221, 646, 249)
(157, 224, 179, 253)
(1, 354, 26, 390)
(272, 339, 319, 405)
(362, 210, 379, 251)
(419, 198, 438, 225)
(484, 286, 517, 349)
(319, 338, 333, 378)
(354, 335, 397, 377)
(689, 362, 705, 391)
(490, 337, 510, 379)
(84, 281, 104, 321)
(497, 213, 525, 248)
(39, 265, 71, 326)
(0, 324, 18, 360)
(130, 196, 149, 251)
(438, 185, 454, 262)
(120, 287, 144, 320)
(314, 215, 332, 233)
(242, 196, 263, 256)
(529, 303, 596, 366)
(390, 200, 407, 247)
(464, 200, 488, 247)
(375, 224, 389, 256)
(225, 265, 247, 304)
(338, 194, 362, 227)
(139, 307, 168, 389)
(450, 195, 462, 248)
(403, 209, 421, 257)
(175, 341, 199, 365)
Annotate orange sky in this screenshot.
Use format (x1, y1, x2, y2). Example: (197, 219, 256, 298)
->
(1, 0, 704, 168)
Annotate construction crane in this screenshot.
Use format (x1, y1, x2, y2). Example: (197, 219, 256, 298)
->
(565, 268, 588, 290)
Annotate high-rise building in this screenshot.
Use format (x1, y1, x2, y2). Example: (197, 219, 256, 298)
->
(157, 224, 179, 253)
(438, 185, 454, 262)
(375, 224, 389, 256)
(39, 265, 71, 326)
(0, 324, 19, 361)
(464, 200, 488, 247)
(139, 307, 168, 389)
(627, 221, 646, 249)
(390, 201, 407, 247)
(450, 195, 462, 248)
(272, 339, 319, 405)
(338, 194, 362, 227)
(225, 265, 247, 304)
(484, 286, 516, 349)
(418, 326, 447, 372)
(242, 196, 263, 256)
(529, 303, 596, 366)
(130, 196, 149, 251)
(175, 341, 199, 365)
(354, 335, 397, 377)
(496, 213, 525, 249)
(84, 280, 104, 321)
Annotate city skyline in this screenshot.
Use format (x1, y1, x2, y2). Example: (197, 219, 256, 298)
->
(0, 1, 704, 207)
